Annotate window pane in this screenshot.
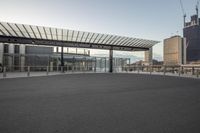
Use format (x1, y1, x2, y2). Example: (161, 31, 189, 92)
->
(4, 44, 9, 53)
(14, 45, 20, 53)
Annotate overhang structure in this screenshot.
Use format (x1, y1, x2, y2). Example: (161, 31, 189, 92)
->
(0, 22, 159, 72)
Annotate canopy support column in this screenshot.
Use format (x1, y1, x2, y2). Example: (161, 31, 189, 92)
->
(109, 49, 113, 73)
(61, 46, 64, 72)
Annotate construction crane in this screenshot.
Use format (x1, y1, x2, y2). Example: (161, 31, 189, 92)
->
(180, 0, 186, 27)
(196, 0, 200, 25)
(196, 0, 200, 15)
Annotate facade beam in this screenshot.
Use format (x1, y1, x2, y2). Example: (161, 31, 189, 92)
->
(0, 35, 149, 51)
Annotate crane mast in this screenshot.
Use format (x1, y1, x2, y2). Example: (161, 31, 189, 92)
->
(180, 0, 186, 27)
(196, 0, 200, 25)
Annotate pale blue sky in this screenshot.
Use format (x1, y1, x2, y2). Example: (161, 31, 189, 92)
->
(0, 0, 198, 61)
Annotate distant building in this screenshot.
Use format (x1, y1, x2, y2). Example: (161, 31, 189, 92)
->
(163, 35, 186, 65)
(184, 14, 200, 63)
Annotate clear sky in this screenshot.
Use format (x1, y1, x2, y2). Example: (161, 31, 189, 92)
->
(0, 0, 198, 62)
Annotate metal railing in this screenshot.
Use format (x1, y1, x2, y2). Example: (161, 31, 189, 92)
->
(0, 64, 108, 78)
(1, 65, 200, 79)
(122, 65, 200, 78)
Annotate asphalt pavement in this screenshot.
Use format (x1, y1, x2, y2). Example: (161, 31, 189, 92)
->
(0, 73, 200, 133)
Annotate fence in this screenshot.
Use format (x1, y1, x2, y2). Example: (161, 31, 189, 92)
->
(122, 65, 200, 78)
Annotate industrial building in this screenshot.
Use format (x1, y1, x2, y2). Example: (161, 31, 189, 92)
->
(163, 35, 186, 65)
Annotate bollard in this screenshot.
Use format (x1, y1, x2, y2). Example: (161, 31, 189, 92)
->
(192, 67, 195, 75)
(3, 67, 6, 78)
(61, 66, 64, 73)
(27, 66, 30, 77)
(137, 66, 140, 74)
(68, 66, 70, 73)
(57, 65, 59, 72)
(197, 69, 199, 78)
(46, 66, 49, 75)
(181, 66, 184, 75)
(178, 67, 181, 77)
(72, 66, 74, 73)
(163, 66, 166, 76)
(150, 66, 152, 75)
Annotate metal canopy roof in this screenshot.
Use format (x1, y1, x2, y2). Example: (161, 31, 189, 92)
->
(0, 22, 159, 51)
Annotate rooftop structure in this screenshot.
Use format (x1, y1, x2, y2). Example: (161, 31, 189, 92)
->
(0, 22, 159, 72)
